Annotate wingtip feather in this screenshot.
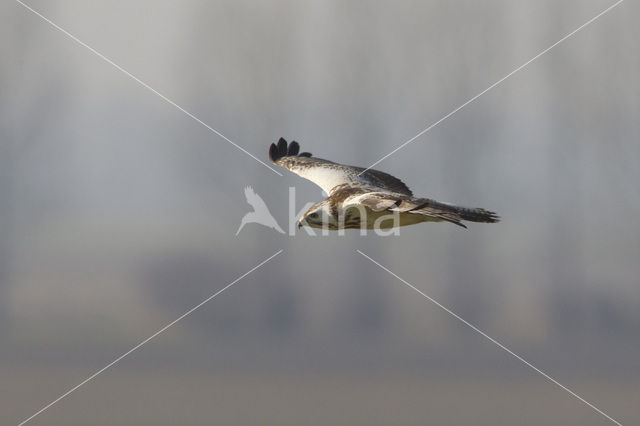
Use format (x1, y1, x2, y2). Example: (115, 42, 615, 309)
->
(269, 138, 312, 162)
(288, 141, 300, 156)
(268, 143, 279, 162)
(277, 138, 288, 156)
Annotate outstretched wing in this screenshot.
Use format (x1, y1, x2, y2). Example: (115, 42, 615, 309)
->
(343, 191, 500, 228)
(269, 138, 412, 196)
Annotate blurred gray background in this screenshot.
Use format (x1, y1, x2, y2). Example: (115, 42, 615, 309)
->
(1, 0, 639, 425)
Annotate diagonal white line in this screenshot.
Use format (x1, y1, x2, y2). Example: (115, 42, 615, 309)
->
(356, 250, 623, 426)
(15, 0, 283, 176)
(359, 0, 624, 175)
(17, 249, 284, 426)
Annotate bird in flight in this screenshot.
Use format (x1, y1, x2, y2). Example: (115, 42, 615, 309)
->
(269, 138, 499, 230)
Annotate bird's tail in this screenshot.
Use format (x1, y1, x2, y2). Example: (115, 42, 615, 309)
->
(454, 206, 500, 224)
(410, 199, 500, 228)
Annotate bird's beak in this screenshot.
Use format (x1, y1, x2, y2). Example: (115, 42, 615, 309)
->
(297, 221, 303, 229)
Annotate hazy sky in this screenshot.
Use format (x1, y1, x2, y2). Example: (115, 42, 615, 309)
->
(2, 1, 638, 425)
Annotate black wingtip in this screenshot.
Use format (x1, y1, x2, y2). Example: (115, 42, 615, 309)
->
(277, 138, 288, 156)
(288, 141, 300, 156)
(269, 138, 312, 162)
(269, 143, 279, 162)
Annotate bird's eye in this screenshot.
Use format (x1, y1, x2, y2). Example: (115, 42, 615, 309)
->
(309, 212, 318, 218)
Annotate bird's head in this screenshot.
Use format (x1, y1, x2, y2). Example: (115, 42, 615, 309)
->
(298, 200, 338, 230)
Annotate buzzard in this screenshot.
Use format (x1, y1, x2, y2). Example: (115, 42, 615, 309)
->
(269, 138, 499, 230)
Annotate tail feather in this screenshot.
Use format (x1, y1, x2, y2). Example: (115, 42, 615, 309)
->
(456, 206, 500, 223)
(409, 199, 500, 228)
